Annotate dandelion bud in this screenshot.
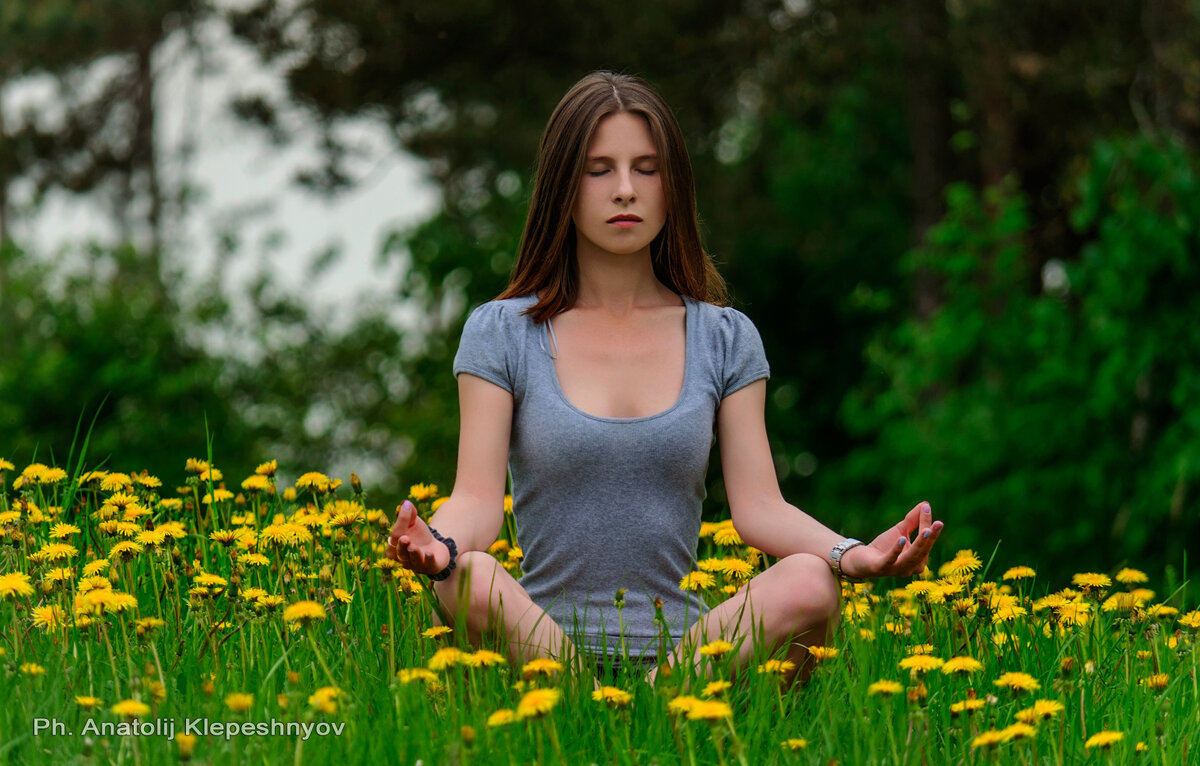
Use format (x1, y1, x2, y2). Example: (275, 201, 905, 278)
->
(460, 725, 476, 746)
(351, 473, 363, 496)
(288, 671, 300, 685)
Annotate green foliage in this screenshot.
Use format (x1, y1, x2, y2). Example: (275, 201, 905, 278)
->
(835, 136, 1200, 580)
(0, 241, 256, 480)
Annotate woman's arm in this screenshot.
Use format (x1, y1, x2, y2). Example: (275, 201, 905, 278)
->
(387, 372, 512, 572)
(716, 379, 942, 578)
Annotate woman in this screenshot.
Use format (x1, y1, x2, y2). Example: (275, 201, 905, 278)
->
(385, 71, 944, 686)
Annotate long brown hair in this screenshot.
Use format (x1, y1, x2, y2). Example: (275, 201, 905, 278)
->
(497, 71, 728, 321)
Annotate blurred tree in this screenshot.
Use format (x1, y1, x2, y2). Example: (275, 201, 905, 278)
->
(837, 136, 1200, 580)
(0, 240, 258, 482)
(0, 0, 210, 296)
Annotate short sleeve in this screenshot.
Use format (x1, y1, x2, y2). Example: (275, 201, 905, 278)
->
(719, 308, 771, 399)
(453, 302, 514, 393)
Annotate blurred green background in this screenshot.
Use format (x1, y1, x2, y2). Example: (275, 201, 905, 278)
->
(2, 0, 1199, 581)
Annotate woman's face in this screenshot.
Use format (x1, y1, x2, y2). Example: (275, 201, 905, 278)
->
(572, 111, 666, 260)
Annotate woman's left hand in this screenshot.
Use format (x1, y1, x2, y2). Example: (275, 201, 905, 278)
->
(840, 501, 944, 580)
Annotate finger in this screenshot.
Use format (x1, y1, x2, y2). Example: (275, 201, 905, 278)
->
(390, 501, 413, 536)
(918, 501, 932, 535)
(882, 537, 905, 568)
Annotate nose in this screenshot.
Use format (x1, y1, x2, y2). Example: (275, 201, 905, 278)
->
(613, 167, 637, 202)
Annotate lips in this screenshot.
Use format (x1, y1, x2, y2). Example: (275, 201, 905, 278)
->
(607, 214, 642, 223)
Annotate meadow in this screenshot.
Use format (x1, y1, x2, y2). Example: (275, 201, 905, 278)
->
(0, 456, 1197, 765)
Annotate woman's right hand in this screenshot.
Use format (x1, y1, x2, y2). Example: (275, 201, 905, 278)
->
(386, 499, 451, 576)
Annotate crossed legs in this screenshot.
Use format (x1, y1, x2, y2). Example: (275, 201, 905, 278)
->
(429, 550, 842, 687)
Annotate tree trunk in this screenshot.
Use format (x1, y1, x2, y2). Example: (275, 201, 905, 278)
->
(901, 0, 952, 320)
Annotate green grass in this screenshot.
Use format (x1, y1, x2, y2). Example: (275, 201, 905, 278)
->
(1, 460, 1198, 765)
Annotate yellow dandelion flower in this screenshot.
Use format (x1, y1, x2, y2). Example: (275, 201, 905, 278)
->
(32, 605, 69, 631)
(1002, 723, 1037, 741)
(100, 473, 133, 492)
(255, 460, 278, 476)
(668, 695, 701, 714)
(331, 588, 353, 604)
(36, 542, 78, 562)
(0, 458, 13, 471)
(1084, 731, 1124, 749)
(719, 558, 755, 581)
(1071, 573, 1112, 590)
(241, 475, 272, 492)
(593, 686, 634, 706)
(679, 571, 716, 592)
(0, 572, 36, 599)
(1102, 592, 1145, 612)
(994, 672, 1041, 692)
(76, 696, 103, 708)
(950, 698, 987, 716)
(134, 617, 166, 636)
(202, 489, 235, 505)
(465, 650, 507, 668)
(702, 680, 732, 697)
(712, 524, 743, 547)
(971, 730, 1007, 748)
(1015, 699, 1065, 723)
(807, 646, 839, 661)
(108, 541, 144, 561)
(1055, 602, 1092, 626)
(487, 709, 518, 727)
(941, 656, 984, 675)
(421, 626, 453, 639)
(992, 605, 1028, 623)
(521, 658, 564, 678)
(1139, 674, 1169, 690)
(757, 659, 797, 675)
(781, 739, 808, 751)
(868, 680, 904, 696)
(1002, 566, 1037, 581)
(194, 573, 228, 588)
(408, 483, 439, 502)
(1146, 604, 1178, 619)
(686, 700, 732, 721)
(282, 600, 327, 625)
(1115, 568, 1148, 584)
(111, 699, 151, 717)
(1178, 611, 1200, 630)
(296, 472, 331, 493)
(516, 688, 560, 719)
(20, 662, 46, 675)
(50, 523, 82, 539)
(428, 647, 468, 671)
(942, 549, 982, 576)
(699, 640, 736, 657)
(225, 693, 254, 713)
(308, 686, 342, 714)
(397, 668, 441, 687)
(899, 655, 944, 674)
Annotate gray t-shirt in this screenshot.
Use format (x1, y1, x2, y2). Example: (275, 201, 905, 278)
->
(452, 292, 770, 659)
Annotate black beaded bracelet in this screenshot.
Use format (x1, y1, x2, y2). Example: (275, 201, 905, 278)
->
(426, 526, 458, 582)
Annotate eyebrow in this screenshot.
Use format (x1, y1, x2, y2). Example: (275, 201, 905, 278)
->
(585, 154, 659, 162)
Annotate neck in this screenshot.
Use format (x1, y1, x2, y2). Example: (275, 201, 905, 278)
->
(573, 243, 676, 313)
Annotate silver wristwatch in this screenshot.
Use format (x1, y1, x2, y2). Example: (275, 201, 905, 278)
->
(830, 538, 866, 583)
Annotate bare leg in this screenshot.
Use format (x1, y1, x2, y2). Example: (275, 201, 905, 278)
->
(647, 552, 842, 688)
(429, 551, 587, 671)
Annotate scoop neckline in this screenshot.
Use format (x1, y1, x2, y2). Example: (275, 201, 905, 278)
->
(544, 294, 693, 424)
